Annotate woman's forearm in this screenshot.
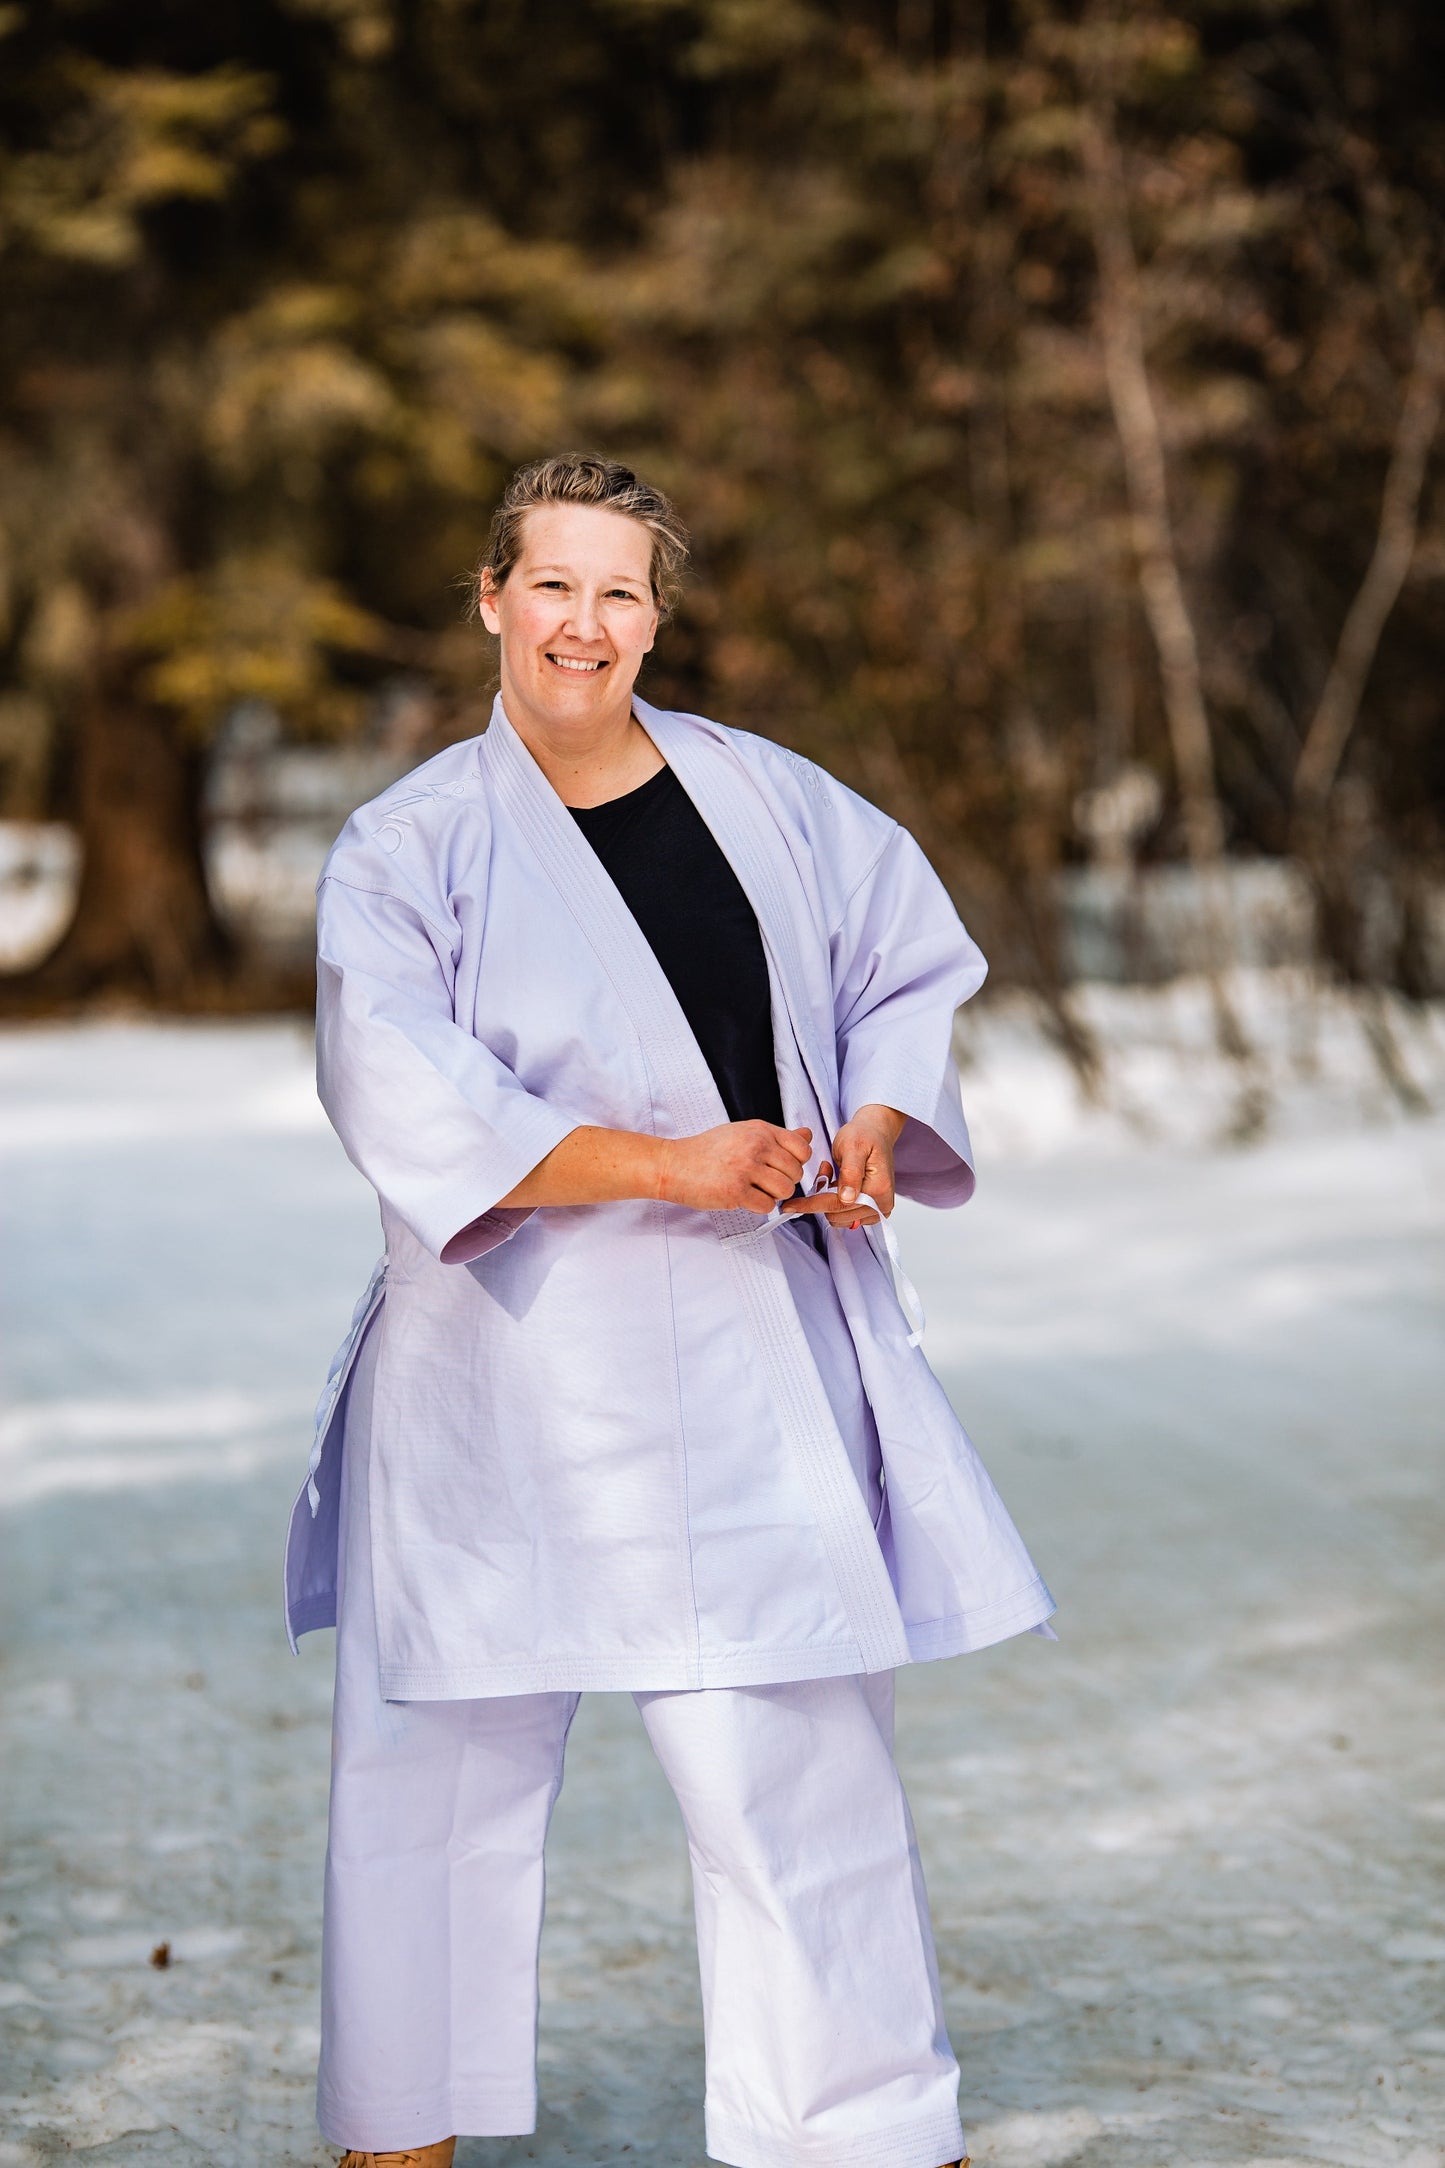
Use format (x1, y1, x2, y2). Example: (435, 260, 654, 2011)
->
(847, 1101, 906, 1146)
(498, 1117, 814, 1215)
(497, 1125, 666, 1209)
(499, 1109, 906, 1214)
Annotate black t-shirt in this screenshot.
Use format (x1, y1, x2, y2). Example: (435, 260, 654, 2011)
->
(568, 762, 786, 1130)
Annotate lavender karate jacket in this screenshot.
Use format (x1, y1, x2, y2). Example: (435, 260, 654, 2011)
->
(285, 694, 1054, 1697)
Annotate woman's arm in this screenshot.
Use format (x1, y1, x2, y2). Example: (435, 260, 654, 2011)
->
(497, 1118, 815, 1215)
(499, 1105, 908, 1226)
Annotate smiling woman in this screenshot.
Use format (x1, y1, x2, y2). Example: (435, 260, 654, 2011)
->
(476, 452, 691, 617)
(295, 449, 1046, 2168)
(472, 457, 685, 805)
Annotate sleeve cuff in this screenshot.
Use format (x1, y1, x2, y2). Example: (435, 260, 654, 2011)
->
(841, 1051, 975, 1208)
(425, 1104, 584, 1262)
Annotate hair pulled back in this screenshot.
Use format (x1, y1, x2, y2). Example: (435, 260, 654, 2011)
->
(478, 453, 690, 620)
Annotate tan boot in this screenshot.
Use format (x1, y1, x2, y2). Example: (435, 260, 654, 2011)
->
(337, 2144, 455, 2168)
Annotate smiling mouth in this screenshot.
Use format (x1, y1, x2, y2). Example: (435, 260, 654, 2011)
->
(546, 653, 607, 673)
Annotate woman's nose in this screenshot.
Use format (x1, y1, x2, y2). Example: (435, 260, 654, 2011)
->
(565, 592, 603, 642)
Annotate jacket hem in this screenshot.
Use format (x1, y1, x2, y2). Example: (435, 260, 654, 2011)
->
(704, 2104, 965, 2168)
(287, 1590, 337, 1645)
(905, 1575, 1057, 1659)
(377, 1636, 871, 1701)
(373, 1580, 1053, 1699)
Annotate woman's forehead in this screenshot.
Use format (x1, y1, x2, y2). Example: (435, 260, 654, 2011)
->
(516, 500, 653, 576)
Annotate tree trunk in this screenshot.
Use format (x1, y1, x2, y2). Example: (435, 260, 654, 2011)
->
(1293, 308, 1445, 821)
(1080, 92, 1256, 1084)
(0, 684, 236, 1012)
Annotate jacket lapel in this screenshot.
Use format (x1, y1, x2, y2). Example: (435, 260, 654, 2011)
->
(635, 698, 842, 1141)
(480, 692, 909, 1669)
(479, 694, 730, 1143)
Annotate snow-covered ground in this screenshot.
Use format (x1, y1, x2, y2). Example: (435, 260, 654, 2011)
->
(1, 991, 1443, 2168)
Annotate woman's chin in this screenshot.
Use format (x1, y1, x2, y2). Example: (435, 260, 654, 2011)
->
(519, 659, 641, 719)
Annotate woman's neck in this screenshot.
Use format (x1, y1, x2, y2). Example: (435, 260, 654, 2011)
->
(502, 688, 665, 809)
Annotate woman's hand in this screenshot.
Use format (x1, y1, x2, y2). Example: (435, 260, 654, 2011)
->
(657, 1121, 814, 1214)
(781, 1103, 905, 1230)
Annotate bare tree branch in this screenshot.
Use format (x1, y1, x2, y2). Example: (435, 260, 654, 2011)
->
(1079, 90, 1257, 1081)
(1079, 102, 1226, 869)
(1294, 307, 1445, 813)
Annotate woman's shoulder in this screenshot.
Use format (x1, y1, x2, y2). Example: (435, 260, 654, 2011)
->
(644, 700, 898, 850)
(320, 736, 493, 910)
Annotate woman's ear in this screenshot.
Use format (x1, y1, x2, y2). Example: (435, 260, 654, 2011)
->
(477, 569, 503, 636)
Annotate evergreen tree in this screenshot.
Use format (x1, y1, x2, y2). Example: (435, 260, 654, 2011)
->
(1, 0, 1441, 1007)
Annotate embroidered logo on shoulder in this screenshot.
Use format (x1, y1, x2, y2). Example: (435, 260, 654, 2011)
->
(373, 795, 424, 853)
(778, 745, 832, 808)
(371, 776, 479, 852)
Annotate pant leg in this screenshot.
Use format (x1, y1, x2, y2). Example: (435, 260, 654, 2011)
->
(318, 1316, 579, 2151)
(635, 1672, 965, 2168)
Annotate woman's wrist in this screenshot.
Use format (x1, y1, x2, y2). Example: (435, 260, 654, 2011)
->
(847, 1102, 907, 1147)
(653, 1136, 676, 1205)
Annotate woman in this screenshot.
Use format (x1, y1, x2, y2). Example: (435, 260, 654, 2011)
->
(286, 454, 1054, 2168)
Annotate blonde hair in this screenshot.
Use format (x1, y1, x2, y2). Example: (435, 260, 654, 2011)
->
(476, 453, 690, 620)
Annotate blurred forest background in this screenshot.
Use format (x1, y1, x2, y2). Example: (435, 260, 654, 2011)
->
(1, 0, 1442, 1067)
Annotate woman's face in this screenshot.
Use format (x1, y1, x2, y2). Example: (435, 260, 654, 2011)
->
(480, 502, 660, 725)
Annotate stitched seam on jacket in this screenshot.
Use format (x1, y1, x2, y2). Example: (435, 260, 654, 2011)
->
(319, 871, 457, 946)
(826, 822, 900, 938)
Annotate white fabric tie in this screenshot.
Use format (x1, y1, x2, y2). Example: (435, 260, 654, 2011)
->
(854, 1195, 927, 1348)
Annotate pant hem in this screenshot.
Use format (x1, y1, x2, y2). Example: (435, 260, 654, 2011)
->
(705, 2106, 967, 2168)
(317, 2085, 538, 2149)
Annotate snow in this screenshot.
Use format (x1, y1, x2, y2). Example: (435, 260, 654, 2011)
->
(0, 827, 81, 974)
(2, 994, 1443, 2168)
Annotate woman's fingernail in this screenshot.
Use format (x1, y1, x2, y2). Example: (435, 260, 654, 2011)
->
(840, 1188, 855, 1205)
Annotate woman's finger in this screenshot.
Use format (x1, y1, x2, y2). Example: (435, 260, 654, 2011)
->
(768, 1123, 812, 1168)
(821, 1201, 880, 1229)
(760, 1136, 809, 1172)
(835, 1134, 870, 1206)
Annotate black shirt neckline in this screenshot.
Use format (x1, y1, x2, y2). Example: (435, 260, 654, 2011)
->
(565, 763, 673, 817)
(563, 757, 786, 1132)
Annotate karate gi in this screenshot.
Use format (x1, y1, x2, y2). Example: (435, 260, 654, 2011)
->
(320, 1278, 968, 2167)
(288, 692, 1054, 2163)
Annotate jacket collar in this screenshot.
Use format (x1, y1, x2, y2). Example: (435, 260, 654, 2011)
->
(479, 692, 840, 1141)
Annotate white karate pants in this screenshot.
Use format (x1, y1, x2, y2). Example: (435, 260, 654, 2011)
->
(319, 1229, 966, 2168)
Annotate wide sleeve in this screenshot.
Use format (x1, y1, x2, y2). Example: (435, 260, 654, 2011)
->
(316, 872, 584, 1264)
(830, 824, 987, 1207)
